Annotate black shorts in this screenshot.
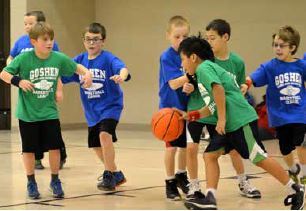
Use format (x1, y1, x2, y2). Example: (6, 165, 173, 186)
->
(187, 121, 206, 144)
(275, 123, 306, 155)
(19, 119, 64, 153)
(205, 121, 267, 163)
(165, 124, 187, 148)
(88, 119, 118, 148)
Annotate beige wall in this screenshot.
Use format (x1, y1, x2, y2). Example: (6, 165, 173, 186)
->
(10, 0, 306, 127)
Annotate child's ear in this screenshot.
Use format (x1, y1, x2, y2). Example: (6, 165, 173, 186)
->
(223, 33, 230, 41)
(30, 38, 36, 46)
(191, 54, 197, 62)
(289, 45, 296, 54)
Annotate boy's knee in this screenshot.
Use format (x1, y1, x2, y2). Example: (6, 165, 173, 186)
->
(204, 152, 221, 162)
(187, 143, 198, 152)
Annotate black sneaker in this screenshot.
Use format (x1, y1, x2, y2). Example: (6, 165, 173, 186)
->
(35, 160, 44, 170)
(284, 184, 305, 210)
(113, 171, 127, 186)
(288, 164, 301, 184)
(238, 178, 261, 198)
(165, 179, 181, 201)
(185, 191, 217, 210)
(175, 172, 189, 194)
(97, 170, 116, 191)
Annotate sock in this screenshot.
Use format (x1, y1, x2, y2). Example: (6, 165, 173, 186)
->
(301, 164, 306, 177)
(286, 179, 296, 194)
(166, 175, 175, 180)
(237, 174, 247, 183)
(176, 169, 187, 174)
(27, 174, 36, 182)
(206, 188, 217, 197)
(51, 174, 59, 181)
(289, 163, 299, 173)
(188, 179, 200, 195)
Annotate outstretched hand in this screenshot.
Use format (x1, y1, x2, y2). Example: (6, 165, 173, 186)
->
(110, 75, 124, 84)
(19, 80, 35, 92)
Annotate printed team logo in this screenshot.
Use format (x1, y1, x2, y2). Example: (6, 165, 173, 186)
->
(198, 84, 211, 105)
(279, 85, 300, 96)
(33, 80, 53, 90)
(85, 83, 103, 91)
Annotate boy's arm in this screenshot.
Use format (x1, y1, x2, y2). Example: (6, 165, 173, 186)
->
(75, 64, 92, 88)
(168, 75, 189, 90)
(55, 80, 63, 103)
(212, 83, 226, 135)
(6, 56, 13, 65)
(0, 70, 34, 92)
(110, 67, 131, 84)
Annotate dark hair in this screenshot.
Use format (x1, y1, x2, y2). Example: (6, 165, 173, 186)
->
(206, 19, 231, 40)
(84, 22, 106, 40)
(272, 25, 300, 55)
(178, 36, 215, 62)
(29, 22, 54, 40)
(25, 11, 46, 22)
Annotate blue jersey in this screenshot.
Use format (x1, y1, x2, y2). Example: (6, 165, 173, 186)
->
(250, 58, 306, 127)
(61, 51, 126, 127)
(159, 47, 188, 110)
(10, 34, 60, 57)
(303, 53, 306, 60)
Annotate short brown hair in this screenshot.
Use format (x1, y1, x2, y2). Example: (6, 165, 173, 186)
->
(167, 15, 190, 32)
(83, 22, 106, 40)
(29, 22, 54, 40)
(272, 25, 300, 55)
(25, 11, 46, 22)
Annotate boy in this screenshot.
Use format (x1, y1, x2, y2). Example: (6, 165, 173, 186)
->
(61, 22, 129, 191)
(7, 10, 67, 170)
(0, 22, 92, 199)
(247, 25, 306, 185)
(177, 36, 305, 210)
(158, 16, 194, 200)
(187, 19, 261, 199)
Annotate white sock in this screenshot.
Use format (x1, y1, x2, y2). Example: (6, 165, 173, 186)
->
(301, 164, 306, 177)
(206, 188, 217, 197)
(289, 163, 299, 173)
(176, 169, 187, 174)
(166, 175, 175, 180)
(188, 179, 200, 195)
(237, 174, 247, 183)
(286, 179, 296, 194)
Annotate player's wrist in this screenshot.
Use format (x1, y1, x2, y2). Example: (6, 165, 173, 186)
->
(11, 75, 22, 87)
(187, 110, 201, 121)
(245, 78, 252, 90)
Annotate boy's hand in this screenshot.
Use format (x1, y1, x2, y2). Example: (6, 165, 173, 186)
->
(182, 82, 194, 95)
(110, 75, 124, 84)
(55, 90, 64, 103)
(240, 84, 248, 95)
(19, 80, 35, 92)
(172, 108, 188, 120)
(81, 71, 93, 88)
(215, 119, 226, 135)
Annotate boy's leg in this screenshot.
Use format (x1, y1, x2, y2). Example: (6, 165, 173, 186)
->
(100, 132, 116, 171)
(34, 150, 45, 170)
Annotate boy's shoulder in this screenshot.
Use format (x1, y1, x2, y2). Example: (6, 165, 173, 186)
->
(160, 47, 177, 60)
(229, 52, 244, 64)
(16, 34, 30, 42)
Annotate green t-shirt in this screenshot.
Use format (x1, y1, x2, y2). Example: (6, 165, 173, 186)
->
(4, 51, 77, 122)
(187, 60, 257, 132)
(197, 52, 247, 124)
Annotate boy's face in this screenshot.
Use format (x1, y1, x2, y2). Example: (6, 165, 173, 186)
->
(31, 34, 54, 55)
(180, 52, 198, 75)
(83, 32, 104, 56)
(24, 15, 37, 33)
(204, 29, 228, 54)
(273, 36, 295, 61)
(167, 25, 189, 51)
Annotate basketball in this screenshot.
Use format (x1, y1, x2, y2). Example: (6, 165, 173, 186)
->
(151, 108, 184, 142)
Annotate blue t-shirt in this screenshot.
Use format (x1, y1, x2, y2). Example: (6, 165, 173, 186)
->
(159, 47, 188, 110)
(61, 50, 126, 127)
(10, 34, 60, 57)
(303, 53, 306, 60)
(250, 58, 306, 127)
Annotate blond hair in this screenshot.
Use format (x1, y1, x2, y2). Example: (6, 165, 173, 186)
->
(167, 15, 190, 32)
(29, 22, 54, 40)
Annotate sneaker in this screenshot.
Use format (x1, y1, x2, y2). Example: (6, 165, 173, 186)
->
(288, 164, 301, 184)
(175, 172, 189, 194)
(113, 171, 127, 186)
(27, 181, 40, 199)
(165, 179, 181, 201)
(35, 160, 44, 170)
(300, 176, 306, 185)
(97, 170, 116, 191)
(185, 191, 217, 210)
(284, 184, 305, 210)
(50, 179, 64, 198)
(60, 159, 66, 169)
(238, 178, 261, 198)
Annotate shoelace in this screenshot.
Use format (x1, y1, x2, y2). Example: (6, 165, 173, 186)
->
(241, 179, 256, 192)
(187, 181, 201, 195)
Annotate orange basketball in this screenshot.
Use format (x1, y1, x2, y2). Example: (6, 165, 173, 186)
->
(151, 108, 184, 142)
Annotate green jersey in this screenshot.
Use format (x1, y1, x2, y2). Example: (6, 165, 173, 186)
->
(187, 60, 257, 132)
(198, 52, 246, 125)
(4, 51, 77, 122)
